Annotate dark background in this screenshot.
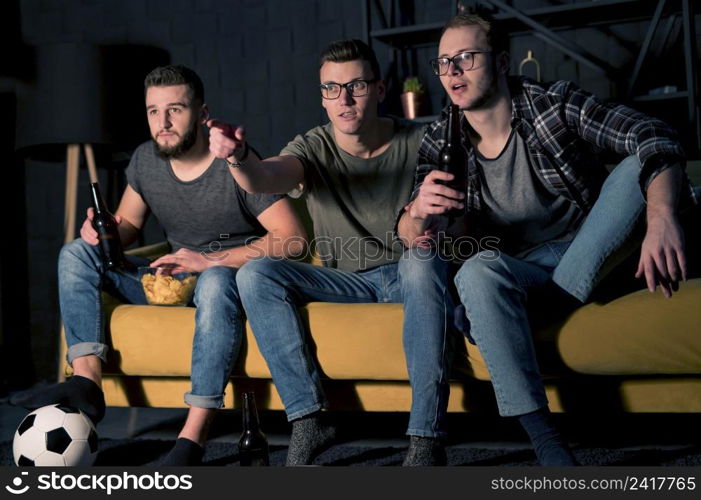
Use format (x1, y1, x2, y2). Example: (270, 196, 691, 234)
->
(1, 0, 699, 392)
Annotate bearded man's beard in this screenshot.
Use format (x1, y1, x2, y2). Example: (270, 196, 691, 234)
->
(153, 125, 198, 159)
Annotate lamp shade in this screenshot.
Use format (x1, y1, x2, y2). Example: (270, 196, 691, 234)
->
(15, 43, 111, 158)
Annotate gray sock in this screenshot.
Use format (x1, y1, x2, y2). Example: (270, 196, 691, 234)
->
(285, 413, 336, 466)
(402, 436, 447, 466)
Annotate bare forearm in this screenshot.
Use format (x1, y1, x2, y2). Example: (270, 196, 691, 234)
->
(227, 155, 274, 193)
(116, 219, 141, 248)
(646, 163, 682, 219)
(635, 163, 687, 296)
(228, 156, 302, 195)
(201, 231, 306, 268)
(397, 207, 430, 247)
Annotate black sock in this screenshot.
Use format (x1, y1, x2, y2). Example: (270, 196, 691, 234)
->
(518, 408, 577, 466)
(285, 412, 336, 466)
(160, 438, 204, 466)
(10, 375, 106, 424)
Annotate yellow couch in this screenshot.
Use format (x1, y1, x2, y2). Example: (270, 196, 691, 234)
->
(59, 165, 701, 415)
(59, 270, 700, 413)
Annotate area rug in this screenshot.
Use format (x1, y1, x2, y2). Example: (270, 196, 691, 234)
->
(2, 440, 700, 467)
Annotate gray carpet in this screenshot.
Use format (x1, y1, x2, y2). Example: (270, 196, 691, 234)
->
(3, 439, 700, 466)
(3, 405, 700, 467)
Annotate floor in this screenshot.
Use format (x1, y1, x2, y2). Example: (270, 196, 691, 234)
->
(2, 400, 699, 462)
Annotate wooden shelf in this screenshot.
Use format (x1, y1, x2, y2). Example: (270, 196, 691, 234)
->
(370, 0, 656, 49)
(633, 90, 689, 102)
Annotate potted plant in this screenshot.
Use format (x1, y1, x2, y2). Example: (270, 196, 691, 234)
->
(400, 76, 425, 119)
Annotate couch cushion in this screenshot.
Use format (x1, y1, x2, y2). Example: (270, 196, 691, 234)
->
(105, 280, 701, 380)
(105, 302, 417, 380)
(464, 279, 701, 379)
(556, 279, 701, 375)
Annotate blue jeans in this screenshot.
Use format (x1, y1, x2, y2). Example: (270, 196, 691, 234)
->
(58, 239, 244, 409)
(236, 247, 453, 438)
(453, 155, 645, 416)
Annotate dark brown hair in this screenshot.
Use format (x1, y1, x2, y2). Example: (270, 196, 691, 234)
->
(144, 65, 205, 103)
(319, 39, 382, 80)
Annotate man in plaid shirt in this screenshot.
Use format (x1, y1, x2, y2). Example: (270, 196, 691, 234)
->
(398, 12, 696, 465)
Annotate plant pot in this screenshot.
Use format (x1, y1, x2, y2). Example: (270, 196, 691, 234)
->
(400, 91, 425, 119)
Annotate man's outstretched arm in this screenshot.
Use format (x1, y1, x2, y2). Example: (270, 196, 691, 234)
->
(208, 119, 305, 195)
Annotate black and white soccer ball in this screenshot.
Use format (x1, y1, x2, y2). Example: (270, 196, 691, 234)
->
(13, 404, 98, 466)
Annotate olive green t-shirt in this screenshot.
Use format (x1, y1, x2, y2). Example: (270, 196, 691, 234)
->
(280, 117, 426, 272)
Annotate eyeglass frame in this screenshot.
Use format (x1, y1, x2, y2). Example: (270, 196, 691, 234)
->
(429, 51, 492, 76)
(319, 78, 379, 99)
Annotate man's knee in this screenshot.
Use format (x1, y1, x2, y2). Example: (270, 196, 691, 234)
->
(236, 257, 286, 295)
(60, 238, 93, 259)
(454, 251, 509, 292)
(607, 155, 643, 187)
(398, 247, 448, 286)
(59, 238, 99, 271)
(194, 266, 239, 305)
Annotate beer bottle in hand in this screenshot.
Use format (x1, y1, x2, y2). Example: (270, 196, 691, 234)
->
(90, 182, 126, 270)
(437, 103, 467, 218)
(238, 391, 269, 466)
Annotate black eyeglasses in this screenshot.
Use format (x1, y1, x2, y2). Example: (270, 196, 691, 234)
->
(429, 51, 492, 75)
(319, 79, 378, 99)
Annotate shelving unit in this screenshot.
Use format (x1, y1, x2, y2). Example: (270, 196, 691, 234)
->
(368, 0, 652, 49)
(362, 0, 699, 154)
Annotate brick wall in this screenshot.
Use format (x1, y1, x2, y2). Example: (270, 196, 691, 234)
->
(20, 0, 363, 156)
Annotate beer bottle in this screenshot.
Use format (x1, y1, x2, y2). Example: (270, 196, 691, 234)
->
(90, 182, 126, 270)
(238, 391, 269, 466)
(437, 103, 467, 218)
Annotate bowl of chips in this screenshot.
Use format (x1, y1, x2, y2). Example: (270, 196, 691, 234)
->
(139, 266, 199, 306)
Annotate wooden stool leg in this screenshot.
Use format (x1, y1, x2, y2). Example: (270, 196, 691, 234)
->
(84, 143, 98, 184)
(64, 143, 81, 243)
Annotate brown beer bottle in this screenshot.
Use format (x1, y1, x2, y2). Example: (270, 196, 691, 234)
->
(437, 103, 467, 218)
(238, 391, 269, 466)
(90, 182, 126, 270)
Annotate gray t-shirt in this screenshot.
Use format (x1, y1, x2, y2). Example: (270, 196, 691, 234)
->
(280, 117, 426, 272)
(476, 130, 584, 257)
(126, 141, 283, 252)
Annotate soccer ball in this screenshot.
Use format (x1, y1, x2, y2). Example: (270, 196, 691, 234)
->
(13, 404, 98, 466)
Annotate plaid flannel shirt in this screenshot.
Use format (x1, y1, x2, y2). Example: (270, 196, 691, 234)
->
(410, 77, 695, 230)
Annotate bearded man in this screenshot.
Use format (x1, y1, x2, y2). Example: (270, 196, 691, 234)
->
(11, 65, 306, 466)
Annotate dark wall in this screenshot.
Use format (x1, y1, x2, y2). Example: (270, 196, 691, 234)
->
(20, 0, 363, 156)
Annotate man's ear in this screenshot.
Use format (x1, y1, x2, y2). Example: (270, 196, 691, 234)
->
(497, 52, 510, 76)
(376, 79, 386, 104)
(200, 103, 210, 123)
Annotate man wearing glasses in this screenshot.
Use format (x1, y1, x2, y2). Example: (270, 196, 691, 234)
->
(398, 12, 696, 465)
(209, 39, 454, 466)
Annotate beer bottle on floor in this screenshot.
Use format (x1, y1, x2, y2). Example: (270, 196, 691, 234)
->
(239, 391, 269, 466)
(438, 103, 467, 218)
(90, 182, 126, 270)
